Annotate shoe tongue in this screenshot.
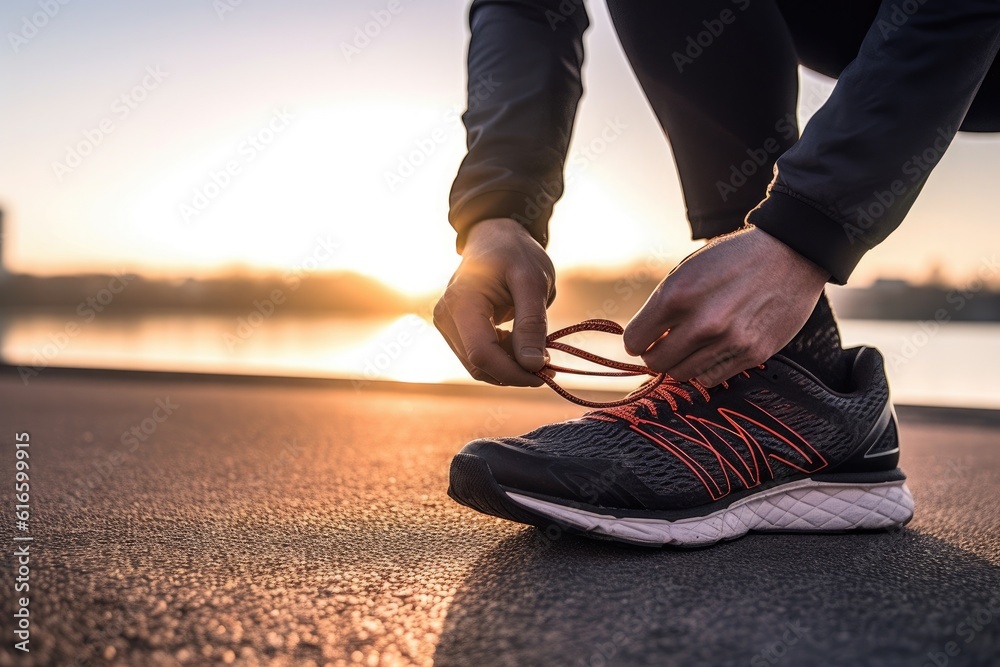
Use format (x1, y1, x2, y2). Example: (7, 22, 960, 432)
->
(780, 293, 851, 391)
(778, 344, 851, 392)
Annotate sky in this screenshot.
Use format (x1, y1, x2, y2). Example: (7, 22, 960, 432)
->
(1, 0, 998, 296)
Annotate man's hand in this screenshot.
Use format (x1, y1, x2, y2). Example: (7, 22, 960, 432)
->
(623, 227, 829, 387)
(434, 218, 555, 386)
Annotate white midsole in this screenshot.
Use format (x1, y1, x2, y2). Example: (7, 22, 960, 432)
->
(506, 478, 915, 546)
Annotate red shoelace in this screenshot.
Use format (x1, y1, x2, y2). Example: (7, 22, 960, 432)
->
(534, 319, 756, 409)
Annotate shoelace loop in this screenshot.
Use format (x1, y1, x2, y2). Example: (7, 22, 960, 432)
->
(533, 319, 667, 408)
(534, 319, 760, 409)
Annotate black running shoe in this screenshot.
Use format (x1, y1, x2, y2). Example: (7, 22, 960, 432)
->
(448, 322, 913, 547)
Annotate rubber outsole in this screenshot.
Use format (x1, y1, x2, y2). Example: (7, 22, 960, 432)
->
(448, 453, 915, 547)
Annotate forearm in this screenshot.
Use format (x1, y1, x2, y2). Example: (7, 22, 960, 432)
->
(748, 0, 1000, 284)
(448, 0, 588, 253)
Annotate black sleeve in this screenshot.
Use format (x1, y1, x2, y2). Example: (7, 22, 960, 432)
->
(448, 0, 589, 253)
(747, 0, 1000, 284)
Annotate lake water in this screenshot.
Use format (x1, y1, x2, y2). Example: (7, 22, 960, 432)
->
(1, 311, 998, 409)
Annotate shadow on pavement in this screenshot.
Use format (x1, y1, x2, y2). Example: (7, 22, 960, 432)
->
(434, 528, 1000, 667)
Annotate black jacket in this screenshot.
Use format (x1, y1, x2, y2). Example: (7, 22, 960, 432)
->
(447, 0, 1000, 283)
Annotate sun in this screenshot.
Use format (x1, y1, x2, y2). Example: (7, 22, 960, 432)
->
(114, 103, 668, 297)
(115, 103, 464, 294)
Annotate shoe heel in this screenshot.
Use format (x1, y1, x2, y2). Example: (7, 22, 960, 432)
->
(750, 479, 914, 532)
(835, 402, 901, 473)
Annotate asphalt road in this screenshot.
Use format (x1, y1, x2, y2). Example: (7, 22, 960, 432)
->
(0, 369, 998, 667)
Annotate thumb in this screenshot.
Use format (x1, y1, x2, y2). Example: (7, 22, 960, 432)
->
(508, 274, 550, 373)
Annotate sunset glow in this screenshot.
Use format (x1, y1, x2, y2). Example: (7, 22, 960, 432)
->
(1, 0, 998, 294)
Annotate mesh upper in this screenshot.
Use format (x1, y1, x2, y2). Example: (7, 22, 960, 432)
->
(496, 347, 891, 508)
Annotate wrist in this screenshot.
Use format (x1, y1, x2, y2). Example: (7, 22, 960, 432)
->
(748, 226, 831, 285)
(465, 218, 537, 251)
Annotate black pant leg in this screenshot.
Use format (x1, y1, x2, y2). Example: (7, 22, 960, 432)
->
(778, 0, 1000, 131)
(606, 0, 799, 239)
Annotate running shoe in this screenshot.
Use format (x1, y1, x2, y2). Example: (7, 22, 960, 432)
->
(448, 320, 914, 546)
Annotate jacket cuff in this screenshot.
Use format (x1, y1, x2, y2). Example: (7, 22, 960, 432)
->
(746, 190, 868, 285)
(450, 190, 550, 254)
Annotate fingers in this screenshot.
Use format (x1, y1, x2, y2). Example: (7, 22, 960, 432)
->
(453, 295, 545, 386)
(433, 297, 501, 385)
(623, 284, 683, 357)
(434, 290, 544, 387)
(647, 334, 746, 385)
(507, 269, 551, 372)
(625, 282, 761, 387)
(640, 316, 771, 386)
(645, 335, 759, 387)
(623, 227, 832, 388)
(636, 309, 729, 377)
(695, 355, 755, 387)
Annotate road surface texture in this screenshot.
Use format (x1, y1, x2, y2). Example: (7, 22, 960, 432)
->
(0, 367, 998, 667)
